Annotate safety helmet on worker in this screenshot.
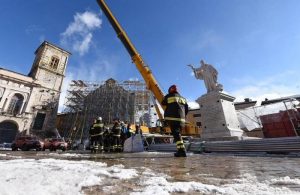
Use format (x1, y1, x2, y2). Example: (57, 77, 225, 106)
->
(97, 116, 102, 121)
(168, 84, 178, 94)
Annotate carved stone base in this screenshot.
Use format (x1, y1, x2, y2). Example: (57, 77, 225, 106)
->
(196, 91, 244, 140)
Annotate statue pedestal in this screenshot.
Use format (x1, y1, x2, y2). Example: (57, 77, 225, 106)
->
(196, 91, 244, 140)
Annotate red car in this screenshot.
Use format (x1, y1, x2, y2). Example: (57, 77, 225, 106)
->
(11, 135, 44, 151)
(44, 138, 68, 151)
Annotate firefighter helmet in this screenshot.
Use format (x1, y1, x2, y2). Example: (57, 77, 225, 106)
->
(168, 84, 177, 93)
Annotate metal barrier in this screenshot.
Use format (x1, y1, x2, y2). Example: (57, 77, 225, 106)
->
(148, 137, 300, 154)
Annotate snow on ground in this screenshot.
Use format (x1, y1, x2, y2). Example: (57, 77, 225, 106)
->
(131, 171, 300, 195)
(0, 159, 137, 195)
(0, 157, 300, 195)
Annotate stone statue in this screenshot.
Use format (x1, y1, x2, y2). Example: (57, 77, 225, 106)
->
(188, 60, 223, 93)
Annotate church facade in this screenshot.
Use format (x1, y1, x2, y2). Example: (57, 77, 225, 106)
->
(0, 41, 70, 143)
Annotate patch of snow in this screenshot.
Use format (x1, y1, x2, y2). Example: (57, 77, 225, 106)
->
(131, 171, 300, 195)
(107, 164, 138, 179)
(0, 158, 137, 195)
(131, 176, 224, 195)
(1, 158, 300, 195)
(270, 176, 300, 186)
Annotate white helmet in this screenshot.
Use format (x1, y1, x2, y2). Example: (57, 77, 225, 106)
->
(97, 117, 102, 121)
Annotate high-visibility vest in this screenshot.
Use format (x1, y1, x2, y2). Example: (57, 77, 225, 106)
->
(162, 92, 189, 123)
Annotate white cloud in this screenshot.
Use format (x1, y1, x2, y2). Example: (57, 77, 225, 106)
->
(72, 33, 93, 55)
(230, 71, 300, 102)
(60, 11, 102, 56)
(71, 60, 116, 82)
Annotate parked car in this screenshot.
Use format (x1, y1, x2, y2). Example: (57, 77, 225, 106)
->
(0, 143, 12, 151)
(11, 135, 44, 151)
(44, 138, 68, 151)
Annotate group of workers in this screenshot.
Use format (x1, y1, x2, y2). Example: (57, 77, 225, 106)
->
(89, 117, 142, 153)
(89, 84, 188, 157)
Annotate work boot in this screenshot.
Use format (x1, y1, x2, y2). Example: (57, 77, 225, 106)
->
(174, 149, 187, 157)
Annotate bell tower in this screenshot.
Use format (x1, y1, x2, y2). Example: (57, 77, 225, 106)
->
(28, 41, 71, 91)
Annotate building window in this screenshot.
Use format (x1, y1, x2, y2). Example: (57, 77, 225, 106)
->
(50, 56, 60, 70)
(32, 113, 46, 130)
(7, 93, 24, 115)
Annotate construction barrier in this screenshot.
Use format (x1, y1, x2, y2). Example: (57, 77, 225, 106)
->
(148, 136, 300, 154)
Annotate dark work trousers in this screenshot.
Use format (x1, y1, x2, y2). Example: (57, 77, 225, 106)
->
(112, 135, 121, 151)
(167, 120, 185, 151)
(90, 136, 97, 148)
(103, 133, 112, 152)
(96, 134, 104, 150)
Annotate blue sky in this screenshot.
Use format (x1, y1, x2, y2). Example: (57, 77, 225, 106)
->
(1, 0, 300, 111)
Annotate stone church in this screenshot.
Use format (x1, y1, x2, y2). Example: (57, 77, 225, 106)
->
(0, 41, 70, 143)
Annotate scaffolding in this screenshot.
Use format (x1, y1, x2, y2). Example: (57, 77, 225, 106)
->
(62, 80, 102, 113)
(57, 78, 153, 141)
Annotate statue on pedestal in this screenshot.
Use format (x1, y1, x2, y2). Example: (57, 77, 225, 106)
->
(188, 60, 223, 93)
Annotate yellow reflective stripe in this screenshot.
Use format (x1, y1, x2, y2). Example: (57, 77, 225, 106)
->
(167, 97, 186, 104)
(94, 124, 104, 127)
(176, 145, 185, 149)
(94, 133, 104, 136)
(176, 141, 184, 145)
(164, 117, 185, 122)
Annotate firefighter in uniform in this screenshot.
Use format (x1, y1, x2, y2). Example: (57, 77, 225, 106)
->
(93, 117, 105, 153)
(162, 85, 189, 157)
(103, 126, 111, 152)
(89, 119, 97, 153)
(111, 118, 122, 152)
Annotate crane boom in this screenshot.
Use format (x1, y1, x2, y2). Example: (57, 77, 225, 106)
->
(96, 0, 165, 105)
(96, 0, 201, 136)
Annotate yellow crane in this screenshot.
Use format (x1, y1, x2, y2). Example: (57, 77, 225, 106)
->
(96, 0, 200, 136)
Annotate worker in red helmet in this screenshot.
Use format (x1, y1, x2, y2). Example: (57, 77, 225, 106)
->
(162, 84, 189, 157)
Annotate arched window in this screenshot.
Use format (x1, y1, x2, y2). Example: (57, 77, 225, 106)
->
(7, 93, 24, 115)
(50, 56, 60, 70)
(0, 121, 18, 143)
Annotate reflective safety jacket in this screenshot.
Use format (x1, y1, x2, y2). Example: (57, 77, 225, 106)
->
(112, 122, 121, 136)
(161, 92, 189, 123)
(93, 122, 105, 135)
